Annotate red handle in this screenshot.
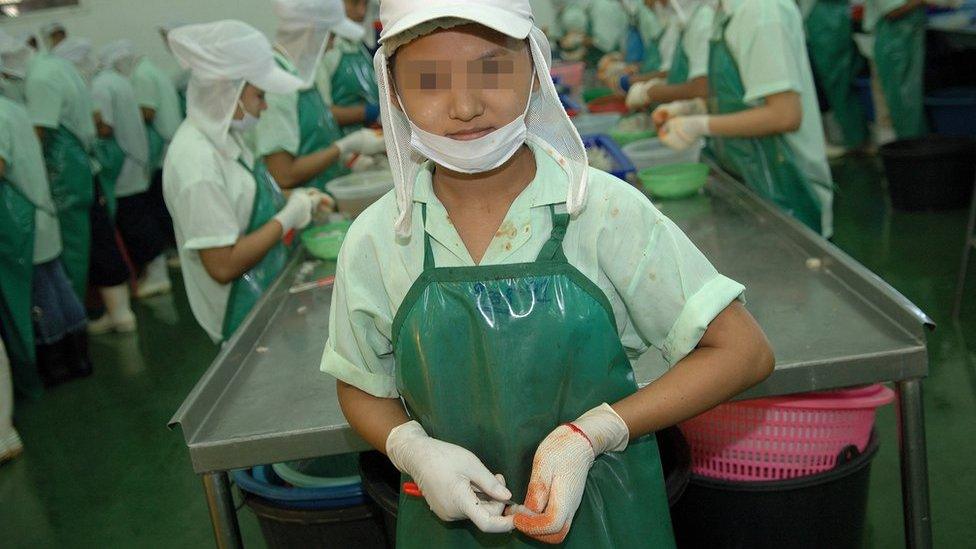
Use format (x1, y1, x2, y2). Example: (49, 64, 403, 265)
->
(403, 481, 423, 498)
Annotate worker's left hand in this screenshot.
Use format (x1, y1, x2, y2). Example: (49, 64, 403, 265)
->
(659, 115, 710, 151)
(625, 79, 663, 111)
(304, 188, 335, 212)
(514, 403, 629, 544)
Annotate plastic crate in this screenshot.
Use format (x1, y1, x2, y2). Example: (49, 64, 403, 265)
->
(582, 134, 636, 182)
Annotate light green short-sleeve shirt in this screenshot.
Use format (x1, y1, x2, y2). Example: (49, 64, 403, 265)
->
(132, 57, 183, 142)
(723, 0, 834, 234)
(321, 138, 745, 398)
(24, 53, 96, 151)
(0, 96, 61, 264)
(682, 2, 716, 80)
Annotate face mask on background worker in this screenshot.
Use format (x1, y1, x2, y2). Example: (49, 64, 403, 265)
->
(376, 4, 589, 237)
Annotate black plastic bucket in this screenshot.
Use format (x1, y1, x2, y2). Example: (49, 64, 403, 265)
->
(359, 426, 692, 547)
(241, 492, 387, 549)
(880, 136, 976, 211)
(670, 430, 880, 549)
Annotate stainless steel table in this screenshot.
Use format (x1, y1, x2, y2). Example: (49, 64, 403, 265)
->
(171, 168, 934, 549)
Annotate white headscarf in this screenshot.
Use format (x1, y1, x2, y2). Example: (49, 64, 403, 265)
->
(0, 30, 34, 79)
(97, 39, 140, 76)
(272, 0, 366, 87)
(168, 20, 304, 157)
(92, 44, 150, 170)
(375, 0, 589, 238)
(52, 37, 97, 82)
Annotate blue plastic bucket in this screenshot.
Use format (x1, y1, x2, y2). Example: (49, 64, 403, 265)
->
(233, 463, 366, 510)
(926, 87, 976, 137)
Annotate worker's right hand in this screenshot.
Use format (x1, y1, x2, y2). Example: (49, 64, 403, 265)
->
(273, 191, 315, 233)
(386, 420, 515, 534)
(335, 128, 387, 156)
(625, 79, 663, 111)
(652, 98, 708, 129)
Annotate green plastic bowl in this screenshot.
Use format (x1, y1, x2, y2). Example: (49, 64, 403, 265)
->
(582, 87, 614, 103)
(301, 221, 352, 260)
(638, 163, 709, 199)
(610, 129, 656, 147)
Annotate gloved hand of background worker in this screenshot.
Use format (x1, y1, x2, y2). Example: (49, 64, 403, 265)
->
(652, 98, 708, 129)
(625, 78, 664, 111)
(274, 190, 317, 233)
(514, 403, 630, 544)
(335, 127, 386, 156)
(659, 115, 710, 151)
(386, 420, 515, 534)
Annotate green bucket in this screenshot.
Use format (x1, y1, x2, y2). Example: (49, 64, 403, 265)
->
(582, 87, 614, 103)
(301, 221, 352, 260)
(638, 163, 709, 199)
(610, 129, 656, 147)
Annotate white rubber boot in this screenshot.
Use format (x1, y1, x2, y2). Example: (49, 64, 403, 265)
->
(137, 255, 173, 298)
(89, 284, 137, 334)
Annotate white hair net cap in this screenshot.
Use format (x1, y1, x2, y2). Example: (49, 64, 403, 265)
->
(168, 20, 304, 156)
(51, 37, 97, 82)
(96, 39, 138, 73)
(375, 0, 589, 238)
(0, 30, 33, 78)
(272, 0, 365, 87)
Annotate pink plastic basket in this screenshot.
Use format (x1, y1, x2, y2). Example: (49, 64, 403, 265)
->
(679, 384, 895, 482)
(550, 61, 585, 89)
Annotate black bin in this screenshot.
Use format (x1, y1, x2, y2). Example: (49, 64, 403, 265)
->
(880, 136, 976, 211)
(242, 493, 387, 549)
(670, 430, 880, 549)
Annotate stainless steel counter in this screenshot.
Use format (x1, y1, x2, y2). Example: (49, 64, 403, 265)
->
(172, 167, 934, 548)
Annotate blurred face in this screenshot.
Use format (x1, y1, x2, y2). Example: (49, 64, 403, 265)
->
(391, 24, 537, 141)
(344, 0, 368, 23)
(234, 84, 267, 119)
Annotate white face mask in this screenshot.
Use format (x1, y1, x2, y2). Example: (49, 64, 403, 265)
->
(230, 99, 259, 133)
(397, 77, 534, 174)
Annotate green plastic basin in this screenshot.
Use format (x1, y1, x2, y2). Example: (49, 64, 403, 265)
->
(638, 163, 709, 199)
(582, 87, 614, 103)
(301, 221, 352, 260)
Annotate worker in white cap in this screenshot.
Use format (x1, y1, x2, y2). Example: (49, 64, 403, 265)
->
(314, 0, 382, 137)
(254, 0, 387, 191)
(163, 21, 333, 342)
(50, 37, 98, 84)
(40, 22, 67, 51)
(322, 1, 773, 546)
(0, 29, 96, 303)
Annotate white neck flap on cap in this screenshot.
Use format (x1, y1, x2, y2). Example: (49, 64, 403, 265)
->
(374, 26, 589, 239)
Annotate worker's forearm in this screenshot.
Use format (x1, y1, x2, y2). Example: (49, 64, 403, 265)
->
(630, 70, 667, 84)
(265, 146, 342, 189)
(331, 104, 367, 127)
(202, 220, 284, 283)
(886, 0, 923, 19)
(647, 76, 708, 104)
(707, 98, 801, 138)
(337, 381, 410, 453)
(611, 303, 774, 438)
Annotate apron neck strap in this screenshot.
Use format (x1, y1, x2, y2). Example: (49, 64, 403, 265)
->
(536, 205, 569, 263)
(420, 203, 569, 268)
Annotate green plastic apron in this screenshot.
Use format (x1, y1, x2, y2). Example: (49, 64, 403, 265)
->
(93, 137, 125, 220)
(805, 0, 869, 149)
(146, 123, 166, 172)
(874, 6, 927, 139)
(706, 9, 824, 234)
(666, 33, 690, 85)
(332, 47, 380, 136)
(640, 35, 664, 74)
(0, 177, 42, 397)
(391, 206, 675, 549)
(43, 125, 94, 300)
(220, 159, 289, 341)
(296, 85, 349, 192)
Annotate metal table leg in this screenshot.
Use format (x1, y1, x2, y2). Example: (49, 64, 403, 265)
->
(202, 471, 243, 549)
(897, 379, 932, 549)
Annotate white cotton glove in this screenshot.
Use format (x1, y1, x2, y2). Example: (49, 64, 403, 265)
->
(625, 78, 664, 111)
(335, 128, 386, 156)
(652, 98, 708, 129)
(346, 153, 378, 172)
(659, 115, 711, 151)
(386, 421, 515, 533)
(273, 190, 315, 233)
(513, 403, 629, 544)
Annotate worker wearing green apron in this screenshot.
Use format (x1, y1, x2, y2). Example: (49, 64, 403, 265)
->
(324, 2, 775, 547)
(163, 20, 332, 342)
(6, 48, 98, 301)
(626, 0, 714, 112)
(0, 95, 90, 393)
(863, 0, 927, 139)
(801, 0, 870, 151)
(654, 0, 834, 237)
(255, 1, 386, 193)
(316, 35, 381, 136)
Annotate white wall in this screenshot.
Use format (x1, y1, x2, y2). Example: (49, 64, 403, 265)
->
(0, 0, 278, 77)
